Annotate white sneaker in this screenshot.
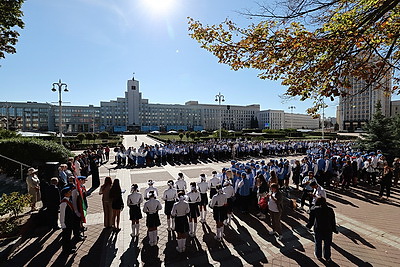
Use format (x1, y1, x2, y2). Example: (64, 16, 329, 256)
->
(259, 215, 266, 219)
(269, 230, 276, 235)
(167, 227, 172, 231)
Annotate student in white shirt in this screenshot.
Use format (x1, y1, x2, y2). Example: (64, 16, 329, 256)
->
(127, 184, 143, 238)
(223, 179, 235, 225)
(142, 191, 162, 246)
(171, 191, 190, 252)
(209, 185, 227, 241)
(162, 180, 177, 231)
(176, 172, 187, 191)
(209, 171, 220, 199)
(186, 182, 201, 237)
(144, 180, 158, 200)
(197, 174, 209, 223)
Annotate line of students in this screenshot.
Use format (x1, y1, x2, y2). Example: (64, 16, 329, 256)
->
(126, 173, 235, 252)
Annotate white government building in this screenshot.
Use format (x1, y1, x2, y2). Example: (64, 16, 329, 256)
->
(0, 77, 319, 133)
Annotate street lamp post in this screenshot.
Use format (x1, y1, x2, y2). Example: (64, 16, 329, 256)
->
(288, 106, 296, 129)
(215, 92, 225, 141)
(51, 79, 68, 146)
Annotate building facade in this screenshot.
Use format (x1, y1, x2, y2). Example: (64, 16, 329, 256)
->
(1, 77, 332, 133)
(338, 76, 392, 131)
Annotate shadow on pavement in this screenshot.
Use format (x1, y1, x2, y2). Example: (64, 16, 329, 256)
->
(337, 226, 376, 249)
(332, 242, 374, 267)
(79, 228, 113, 266)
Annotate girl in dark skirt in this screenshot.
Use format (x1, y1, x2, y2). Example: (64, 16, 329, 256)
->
(109, 179, 124, 231)
(197, 174, 209, 223)
(162, 180, 177, 231)
(127, 184, 143, 238)
(143, 191, 162, 246)
(171, 191, 190, 252)
(186, 182, 201, 237)
(210, 185, 228, 241)
(222, 179, 235, 225)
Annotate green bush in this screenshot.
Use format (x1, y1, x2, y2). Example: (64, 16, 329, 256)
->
(0, 129, 20, 139)
(98, 131, 110, 139)
(0, 192, 31, 218)
(77, 133, 86, 143)
(0, 138, 72, 177)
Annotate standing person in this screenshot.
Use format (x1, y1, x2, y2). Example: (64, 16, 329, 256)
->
(143, 191, 162, 246)
(379, 164, 393, 200)
(171, 191, 190, 253)
(341, 160, 353, 189)
(210, 185, 227, 242)
(60, 184, 76, 254)
(127, 184, 143, 238)
(162, 180, 177, 231)
(209, 171, 220, 199)
(73, 156, 81, 177)
(47, 177, 61, 230)
(306, 197, 338, 262)
(99, 176, 113, 228)
(144, 180, 158, 200)
(236, 172, 252, 214)
(197, 174, 209, 223)
(310, 181, 327, 205)
(255, 173, 269, 219)
(89, 153, 100, 188)
(268, 183, 284, 241)
(187, 182, 201, 237)
(292, 160, 301, 190)
(300, 171, 316, 211)
(26, 167, 41, 211)
(109, 179, 124, 231)
(223, 179, 235, 225)
(392, 158, 400, 187)
(176, 173, 187, 191)
(104, 145, 110, 162)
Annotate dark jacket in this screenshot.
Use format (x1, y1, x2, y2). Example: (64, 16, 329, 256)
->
(272, 190, 284, 213)
(306, 205, 338, 234)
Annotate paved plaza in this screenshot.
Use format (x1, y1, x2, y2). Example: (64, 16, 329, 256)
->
(5, 135, 400, 266)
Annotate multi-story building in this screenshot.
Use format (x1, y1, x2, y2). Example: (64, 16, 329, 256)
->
(284, 113, 319, 130)
(338, 75, 391, 131)
(0, 77, 332, 133)
(257, 110, 284, 130)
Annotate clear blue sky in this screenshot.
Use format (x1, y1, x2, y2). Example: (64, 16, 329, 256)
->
(0, 0, 338, 117)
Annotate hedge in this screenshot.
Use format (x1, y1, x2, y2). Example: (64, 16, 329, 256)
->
(0, 138, 72, 177)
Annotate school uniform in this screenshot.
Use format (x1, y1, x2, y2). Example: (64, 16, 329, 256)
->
(209, 176, 220, 199)
(223, 184, 235, 213)
(60, 197, 75, 252)
(171, 199, 190, 233)
(197, 181, 209, 206)
(144, 186, 158, 200)
(210, 192, 228, 222)
(143, 198, 162, 228)
(127, 191, 143, 220)
(187, 191, 201, 218)
(162, 188, 177, 215)
(176, 179, 187, 191)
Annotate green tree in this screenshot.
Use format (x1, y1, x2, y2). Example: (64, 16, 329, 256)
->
(185, 132, 190, 140)
(98, 131, 109, 139)
(196, 131, 202, 139)
(189, 131, 196, 141)
(0, 0, 25, 59)
(361, 101, 393, 154)
(189, 0, 400, 114)
(179, 132, 184, 141)
(0, 129, 19, 139)
(77, 133, 86, 143)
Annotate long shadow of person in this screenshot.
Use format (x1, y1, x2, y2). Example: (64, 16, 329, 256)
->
(79, 228, 113, 266)
(27, 233, 62, 266)
(120, 239, 140, 267)
(140, 236, 161, 266)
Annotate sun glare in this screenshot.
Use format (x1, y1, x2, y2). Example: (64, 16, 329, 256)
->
(141, 0, 176, 15)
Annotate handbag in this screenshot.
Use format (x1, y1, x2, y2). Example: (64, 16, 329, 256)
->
(258, 196, 269, 210)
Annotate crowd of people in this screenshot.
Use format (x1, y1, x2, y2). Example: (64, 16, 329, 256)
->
(24, 139, 398, 259)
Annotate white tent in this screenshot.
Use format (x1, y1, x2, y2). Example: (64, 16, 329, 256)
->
(167, 130, 178, 134)
(150, 130, 161, 134)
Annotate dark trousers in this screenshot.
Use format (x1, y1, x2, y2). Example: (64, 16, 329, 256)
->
(269, 210, 282, 235)
(301, 190, 313, 207)
(73, 214, 81, 239)
(379, 183, 391, 198)
(314, 232, 332, 260)
(239, 195, 250, 212)
(47, 207, 59, 228)
(62, 228, 73, 251)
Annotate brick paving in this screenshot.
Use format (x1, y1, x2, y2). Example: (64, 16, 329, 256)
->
(4, 135, 400, 266)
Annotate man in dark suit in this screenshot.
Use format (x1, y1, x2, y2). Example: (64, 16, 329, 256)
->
(306, 197, 338, 262)
(47, 177, 61, 230)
